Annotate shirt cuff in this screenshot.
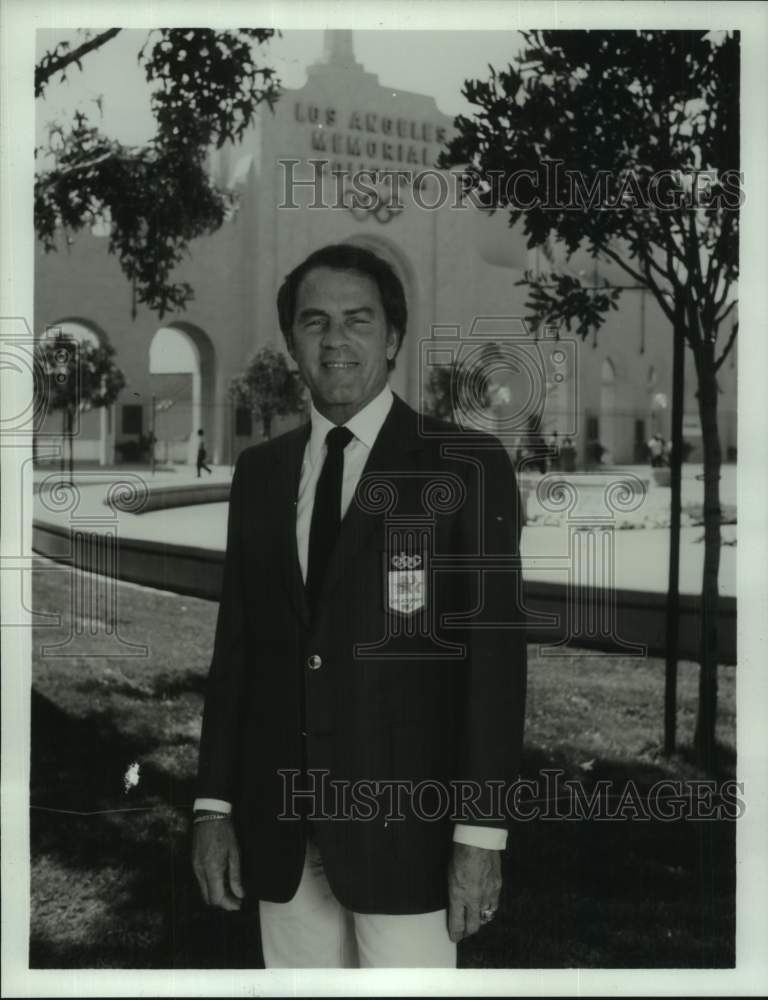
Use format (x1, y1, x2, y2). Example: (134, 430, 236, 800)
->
(453, 823, 508, 851)
(193, 798, 232, 815)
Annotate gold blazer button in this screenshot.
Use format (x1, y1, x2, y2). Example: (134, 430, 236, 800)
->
(307, 654, 322, 670)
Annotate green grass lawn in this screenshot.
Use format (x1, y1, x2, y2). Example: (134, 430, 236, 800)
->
(30, 557, 736, 969)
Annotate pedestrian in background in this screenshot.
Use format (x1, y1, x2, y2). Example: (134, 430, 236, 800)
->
(647, 433, 664, 468)
(196, 428, 213, 477)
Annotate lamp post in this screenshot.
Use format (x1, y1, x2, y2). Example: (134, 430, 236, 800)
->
(651, 392, 667, 437)
(151, 397, 175, 474)
(150, 394, 156, 476)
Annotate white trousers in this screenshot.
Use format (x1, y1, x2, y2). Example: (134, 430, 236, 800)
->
(259, 838, 457, 968)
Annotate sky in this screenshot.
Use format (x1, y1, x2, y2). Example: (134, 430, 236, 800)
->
(35, 28, 524, 148)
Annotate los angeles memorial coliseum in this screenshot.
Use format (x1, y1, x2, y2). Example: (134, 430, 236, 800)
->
(34, 31, 737, 468)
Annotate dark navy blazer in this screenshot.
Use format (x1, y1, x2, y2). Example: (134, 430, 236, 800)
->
(196, 394, 527, 914)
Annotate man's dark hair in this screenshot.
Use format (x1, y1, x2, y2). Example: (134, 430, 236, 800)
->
(277, 244, 408, 370)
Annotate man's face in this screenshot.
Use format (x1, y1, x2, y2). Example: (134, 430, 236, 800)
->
(288, 266, 399, 424)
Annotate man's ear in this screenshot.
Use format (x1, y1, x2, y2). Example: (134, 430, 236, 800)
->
(386, 327, 400, 361)
(284, 333, 296, 361)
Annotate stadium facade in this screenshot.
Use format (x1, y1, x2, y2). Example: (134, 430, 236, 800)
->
(34, 30, 737, 467)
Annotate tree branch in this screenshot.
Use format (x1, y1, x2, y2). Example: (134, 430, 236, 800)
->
(36, 149, 120, 179)
(714, 296, 737, 329)
(714, 320, 738, 371)
(704, 211, 730, 305)
(594, 242, 647, 287)
(599, 241, 675, 325)
(638, 253, 675, 324)
(37, 139, 157, 181)
(35, 29, 122, 97)
(658, 212, 690, 312)
(642, 246, 672, 286)
(680, 233, 703, 351)
(687, 213, 707, 309)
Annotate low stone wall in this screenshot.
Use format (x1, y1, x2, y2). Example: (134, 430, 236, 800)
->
(32, 520, 736, 664)
(524, 580, 736, 665)
(104, 480, 232, 514)
(34, 520, 225, 600)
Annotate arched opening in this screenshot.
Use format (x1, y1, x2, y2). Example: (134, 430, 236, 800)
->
(148, 323, 216, 466)
(40, 319, 114, 465)
(341, 234, 419, 406)
(599, 357, 617, 464)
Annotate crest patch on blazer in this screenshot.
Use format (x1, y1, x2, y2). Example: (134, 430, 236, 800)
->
(387, 551, 425, 615)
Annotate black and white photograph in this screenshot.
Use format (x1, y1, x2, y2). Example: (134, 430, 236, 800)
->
(2, 0, 767, 995)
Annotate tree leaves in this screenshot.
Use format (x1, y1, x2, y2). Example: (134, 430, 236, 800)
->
(35, 29, 280, 316)
(519, 272, 622, 340)
(142, 28, 279, 151)
(229, 347, 306, 438)
(423, 343, 498, 420)
(440, 30, 739, 768)
(439, 29, 739, 346)
(35, 332, 126, 415)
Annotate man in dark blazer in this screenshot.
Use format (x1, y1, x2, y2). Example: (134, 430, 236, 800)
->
(193, 244, 527, 967)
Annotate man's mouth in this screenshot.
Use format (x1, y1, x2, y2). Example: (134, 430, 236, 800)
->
(322, 361, 359, 369)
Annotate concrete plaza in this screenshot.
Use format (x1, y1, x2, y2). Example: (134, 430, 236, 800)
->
(32, 461, 736, 600)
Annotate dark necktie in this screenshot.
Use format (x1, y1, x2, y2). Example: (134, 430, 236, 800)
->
(306, 425, 354, 616)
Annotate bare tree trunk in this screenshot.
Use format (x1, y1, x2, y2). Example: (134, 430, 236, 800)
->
(693, 341, 722, 773)
(664, 317, 685, 754)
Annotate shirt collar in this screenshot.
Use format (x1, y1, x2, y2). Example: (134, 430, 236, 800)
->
(307, 384, 394, 467)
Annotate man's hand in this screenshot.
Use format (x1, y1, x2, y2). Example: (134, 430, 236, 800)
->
(192, 817, 245, 911)
(447, 843, 502, 942)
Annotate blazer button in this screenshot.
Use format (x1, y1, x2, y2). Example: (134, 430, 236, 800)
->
(307, 654, 322, 670)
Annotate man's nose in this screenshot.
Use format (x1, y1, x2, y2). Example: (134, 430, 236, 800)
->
(320, 319, 350, 349)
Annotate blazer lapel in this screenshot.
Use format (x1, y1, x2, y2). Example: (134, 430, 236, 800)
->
(269, 422, 311, 627)
(322, 395, 425, 600)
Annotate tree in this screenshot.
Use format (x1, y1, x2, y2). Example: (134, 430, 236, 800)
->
(440, 30, 739, 770)
(423, 342, 498, 421)
(35, 28, 280, 317)
(230, 347, 306, 441)
(35, 332, 126, 480)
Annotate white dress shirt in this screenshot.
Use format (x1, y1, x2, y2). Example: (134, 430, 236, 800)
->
(195, 383, 507, 851)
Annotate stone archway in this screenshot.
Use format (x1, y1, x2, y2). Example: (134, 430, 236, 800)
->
(341, 234, 419, 407)
(41, 318, 114, 465)
(148, 323, 216, 466)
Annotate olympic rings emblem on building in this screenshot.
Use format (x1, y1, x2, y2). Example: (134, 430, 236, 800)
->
(346, 187, 404, 225)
